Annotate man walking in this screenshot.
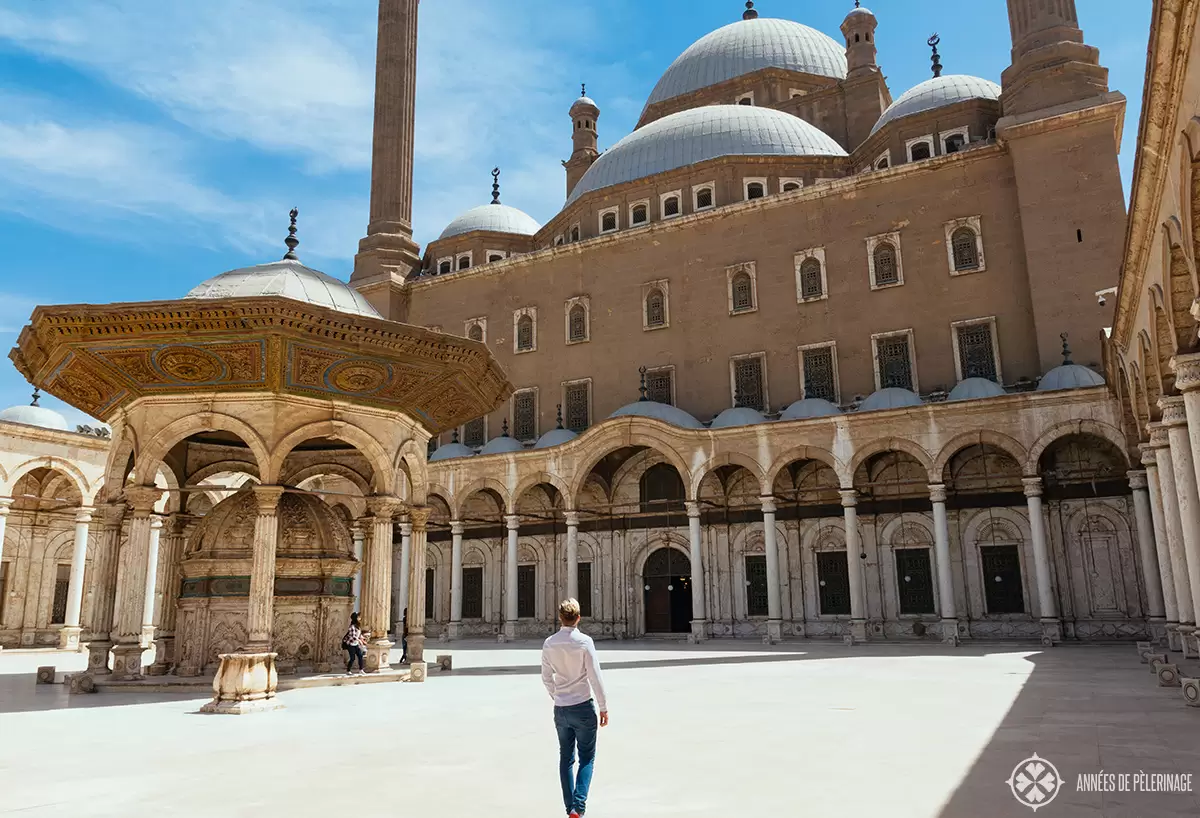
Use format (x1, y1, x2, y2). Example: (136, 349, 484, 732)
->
(541, 598, 609, 818)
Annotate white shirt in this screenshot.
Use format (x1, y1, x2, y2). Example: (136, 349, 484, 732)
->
(541, 626, 608, 712)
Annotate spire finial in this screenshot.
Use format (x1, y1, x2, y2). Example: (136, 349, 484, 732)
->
(928, 34, 943, 78)
(283, 208, 300, 260)
(581, 82, 586, 98)
(491, 167, 501, 205)
(638, 366, 648, 401)
(556, 403, 564, 429)
(743, 2, 758, 21)
(30, 387, 41, 407)
(1060, 333, 1073, 365)
(855, 1, 861, 7)
(501, 417, 510, 437)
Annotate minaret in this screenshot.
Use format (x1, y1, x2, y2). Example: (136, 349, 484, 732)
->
(840, 2, 877, 77)
(564, 84, 600, 199)
(838, 3, 889, 151)
(352, 0, 422, 320)
(1001, 0, 1108, 117)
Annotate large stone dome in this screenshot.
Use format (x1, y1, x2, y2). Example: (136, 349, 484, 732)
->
(567, 105, 846, 205)
(870, 75, 1001, 136)
(645, 18, 847, 110)
(186, 258, 382, 319)
(438, 203, 542, 241)
(185, 488, 354, 561)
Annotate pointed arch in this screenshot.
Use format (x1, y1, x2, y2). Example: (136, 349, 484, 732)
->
(3, 456, 92, 503)
(394, 437, 429, 503)
(687, 452, 769, 500)
(568, 434, 692, 502)
(847, 437, 936, 487)
(765, 444, 844, 492)
(513, 472, 573, 512)
(266, 420, 392, 492)
(932, 431, 1027, 480)
(454, 477, 512, 518)
(1025, 420, 1130, 475)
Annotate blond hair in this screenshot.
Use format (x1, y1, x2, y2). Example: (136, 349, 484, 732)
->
(558, 598, 582, 625)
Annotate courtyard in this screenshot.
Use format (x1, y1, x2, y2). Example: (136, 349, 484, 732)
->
(0, 640, 1196, 818)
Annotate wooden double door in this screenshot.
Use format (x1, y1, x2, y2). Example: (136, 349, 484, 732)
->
(644, 547, 693, 634)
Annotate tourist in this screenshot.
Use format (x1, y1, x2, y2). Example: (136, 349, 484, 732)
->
(541, 598, 609, 818)
(343, 612, 366, 676)
(399, 607, 408, 664)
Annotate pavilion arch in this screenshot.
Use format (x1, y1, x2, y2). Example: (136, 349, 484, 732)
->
(568, 436, 692, 501)
(609, 448, 683, 505)
(688, 452, 769, 501)
(282, 462, 371, 497)
(266, 420, 393, 493)
(425, 482, 454, 512)
(931, 431, 1027, 480)
(513, 471, 573, 512)
(846, 437, 936, 487)
(186, 459, 261, 487)
(765, 444, 843, 492)
(3, 456, 92, 504)
(394, 438, 429, 504)
(101, 426, 138, 501)
(453, 477, 512, 518)
(426, 493, 453, 525)
(1025, 420, 1129, 475)
(134, 413, 270, 488)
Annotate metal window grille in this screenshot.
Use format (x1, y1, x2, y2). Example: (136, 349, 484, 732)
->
(463, 417, 485, 448)
(51, 564, 70, 624)
(873, 242, 899, 285)
(571, 226, 580, 242)
(646, 369, 673, 405)
(800, 257, 823, 299)
(632, 205, 648, 224)
(569, 306, 587, 342)
(951, 227, 980, 270)
(876, 157, 889, 169)
(876, 335, 913, 390)
(783, 182, 801, 192)
(816, 551, 851, 615)
(745, 555, 769, 616)
(601, 212, 617, 231)
(894, 548, 935, 614)
(514, 391, 536, 441)
(910, 142, 931, 161)
(956, 323, 997, 381)
(746, 182, 765, 200)
(944, 134, 965, 153)
(664, 196, 680, 216)
(458, 256, 470, 270)
(578, 562, 593, 618)
(462, 566, 483, 619)
(565, 382, 590, 432)
(517, 564, 536, 618)
(438, 261, 451, 275)
(802, 346, 837, 402)
(424, 567, 435, 619)
(516, 315, 534, 351)
(733, 356, 765, 411)
(646, 289, 665, 327)
(467, 323, 483, 342)
(696, 187, 713, 208)
(488, 253, 503, 263)
(731, 272, 754, 311)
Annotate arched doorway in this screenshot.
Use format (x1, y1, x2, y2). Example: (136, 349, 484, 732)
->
(643, 546, 692, 634)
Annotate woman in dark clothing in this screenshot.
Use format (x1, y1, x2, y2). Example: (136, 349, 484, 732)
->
(344, 612, 366, 675)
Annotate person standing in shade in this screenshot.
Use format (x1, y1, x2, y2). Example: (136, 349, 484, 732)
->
(541, 598, 609, 818)
(399, 607, 408, 664)
(343, 612, 366, 676)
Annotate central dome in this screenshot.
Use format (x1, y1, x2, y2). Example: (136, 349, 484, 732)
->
(645, 18, 847, 110)
(438, 203, 542, 241)
(566, 105, 846, 205)
(187, 258, 382, 320)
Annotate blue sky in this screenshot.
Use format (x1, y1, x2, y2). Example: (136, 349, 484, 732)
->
(0, 0, 1152, 426)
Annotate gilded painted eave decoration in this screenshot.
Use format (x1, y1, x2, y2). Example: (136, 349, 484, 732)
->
(8, 296, 513, 433)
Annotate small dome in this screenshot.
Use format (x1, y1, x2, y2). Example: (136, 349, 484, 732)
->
(858, 388, 923, 412)
(645, 18, 848, 110)
(187, 258, 381, 319)
(870, 75, 1001, 136)
(479, 434, 526, 456)
(1037, 365, 1105, 392)
(845, 6, 874, 16)
(948, 378, 1007, 402)
(438, 204, 542, 241)
(429, 442, 476, 462)
(710, 406, 769, 428)
(567, 105, 846, 205)
(0, 403, 70, 431)
(535, 428, 579, 449)
(571, 96, 599, 113)
(780, 398, 842, 420)
(610, 400, 704, 429)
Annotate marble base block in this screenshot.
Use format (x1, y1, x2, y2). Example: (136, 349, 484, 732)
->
(1153, 661, 1181, 687)
(364, 640, 392, 673)
(1182, 677, 1200, 707)
(110, 643, 145, 681)
(58, 626, 83, 651)
(200, 652, 280, 715)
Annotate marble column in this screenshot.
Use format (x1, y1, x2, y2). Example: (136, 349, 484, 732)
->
(0, 499, 7, 652)
(1150, 422, 1197, 651)
(760, 497, 783, 643)
(448, 520, 464, 640)
(84, 502, 125, 674)
(565, 511, 580, 601)
(140, 516, 163, 646)
(351, 522, 365, 611)
(58, 506, 94, 650)
(406, 507, 431, 674)
(840, 490, 867, 641)
(1142, 443, 1179, 638)
(111, 486, 162, 680)
(1128, 470, 1167, 629)
(246, 486, 285, 650)
(149, 515, 187, 675)
(685, 501, 708, 640)
(362, 496, 402, 671)
(503, 514, 520, 641)
(1161, 396, 1200, 655)
(928, 484, 958, 642)
(1022, 477, 1061, 644)
(395, 520, 412, 641)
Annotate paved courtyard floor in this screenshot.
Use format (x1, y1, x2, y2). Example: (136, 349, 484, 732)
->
(0, 640, 1197, 817)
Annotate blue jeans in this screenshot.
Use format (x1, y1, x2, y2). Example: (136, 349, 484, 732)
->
(554, 700, 598, 815)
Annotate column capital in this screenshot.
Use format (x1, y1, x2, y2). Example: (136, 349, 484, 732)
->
(563, 510, 580, 527)
(928, 483, 948, 504)
(399, 521, 413, 537)
(760, 496, 778, 514)
(251, 485, 286, 514)
(1127, 469, 1149, 490)
(504, 514, 520, 531)
(1171, 351, 1200, 392)
(124, 485, 162, 515)
(839, 489, 858, 508)
(1147, 422, 1171, 449)
(149, 516, 164, 531)
(408, 506, 431, 531)
(351, 520, 366, 539)
(0, 497, 13, 515)
(366, 495, 406, 521)
(684, 500, 702, 519)
(1022, 476, 1043, 498)
(97, 501, 127, 528)
(164, 512, 189, 537)
(74, 506, 95, 524)
(1139, 442, 1159, 467)
(450, 520, 465, 536)
(1158, 395, 1188, 427)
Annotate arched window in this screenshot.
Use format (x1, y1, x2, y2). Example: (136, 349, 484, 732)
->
(746, 182, 765, 200)
(601, 211, 617, 232)
(782, 181, 801, 193)
(876, 157, 889, 170)
(951, 227, 980, 271)
(639, 463, 685, 512)
(571, 226, 580, 242)
(568, 305, 587, 342)
(738, 97, 753, 106)
(874, 242, 899, 285)
(855, 33, 860, 42)
(646, 288, 666, 327)
(631, 204, 648, 225)
(910, 141, 932, 161)
(467, 323, 483, 342)
(695, 187, 713, 209)
(438, 260, 451, 275)
(944, 133, 966, 153)
(663, 196, 680, 217)
(799, 257, 823, 299)
(516, 315, 534, 351)
(731, 272, 754, 311)
(458, 255, 471, 270)
(555, 235, 564, 246)
(488, 253, 504, 263)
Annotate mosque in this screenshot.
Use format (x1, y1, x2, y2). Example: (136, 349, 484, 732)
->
(4, 0, 1198, 698)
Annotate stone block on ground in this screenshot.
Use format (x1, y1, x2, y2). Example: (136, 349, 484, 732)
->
(1153, 661, 1180, 687)
(66, 673, 97, 694)
(435, 654, 452, 671)
(1182, 676, 1200, 707)
(36, 666, 55, 684)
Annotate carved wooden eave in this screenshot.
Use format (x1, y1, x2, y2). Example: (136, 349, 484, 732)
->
(1114, 0, 1200, 351)
(8, 296, 514, 434)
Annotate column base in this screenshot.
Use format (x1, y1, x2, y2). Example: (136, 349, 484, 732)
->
(1181, 628, 1200, 659)
(147, 635, 174, 676)
(407, 633, 426, 664)
(1167, 624, 1184, 652)
(765, 619, 783, 644)
(364, 639, 392, 672)
(502, 621, 516, 642)
(59, 625, 83, 651)
(688, 619, 709, 643)
(940, 619, 960, 645)
(1148, 617, 1170, 645)
(446, 620, 462, 641)
(201, 652, 280, 715)
(86, 639, 112, 675)
(848, 619, 867, 643)
(409, 661, 428, 683)
(110, 643, 145, 680)
(1039, 618, 1062, 646)
(140, 625, 156, 649)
